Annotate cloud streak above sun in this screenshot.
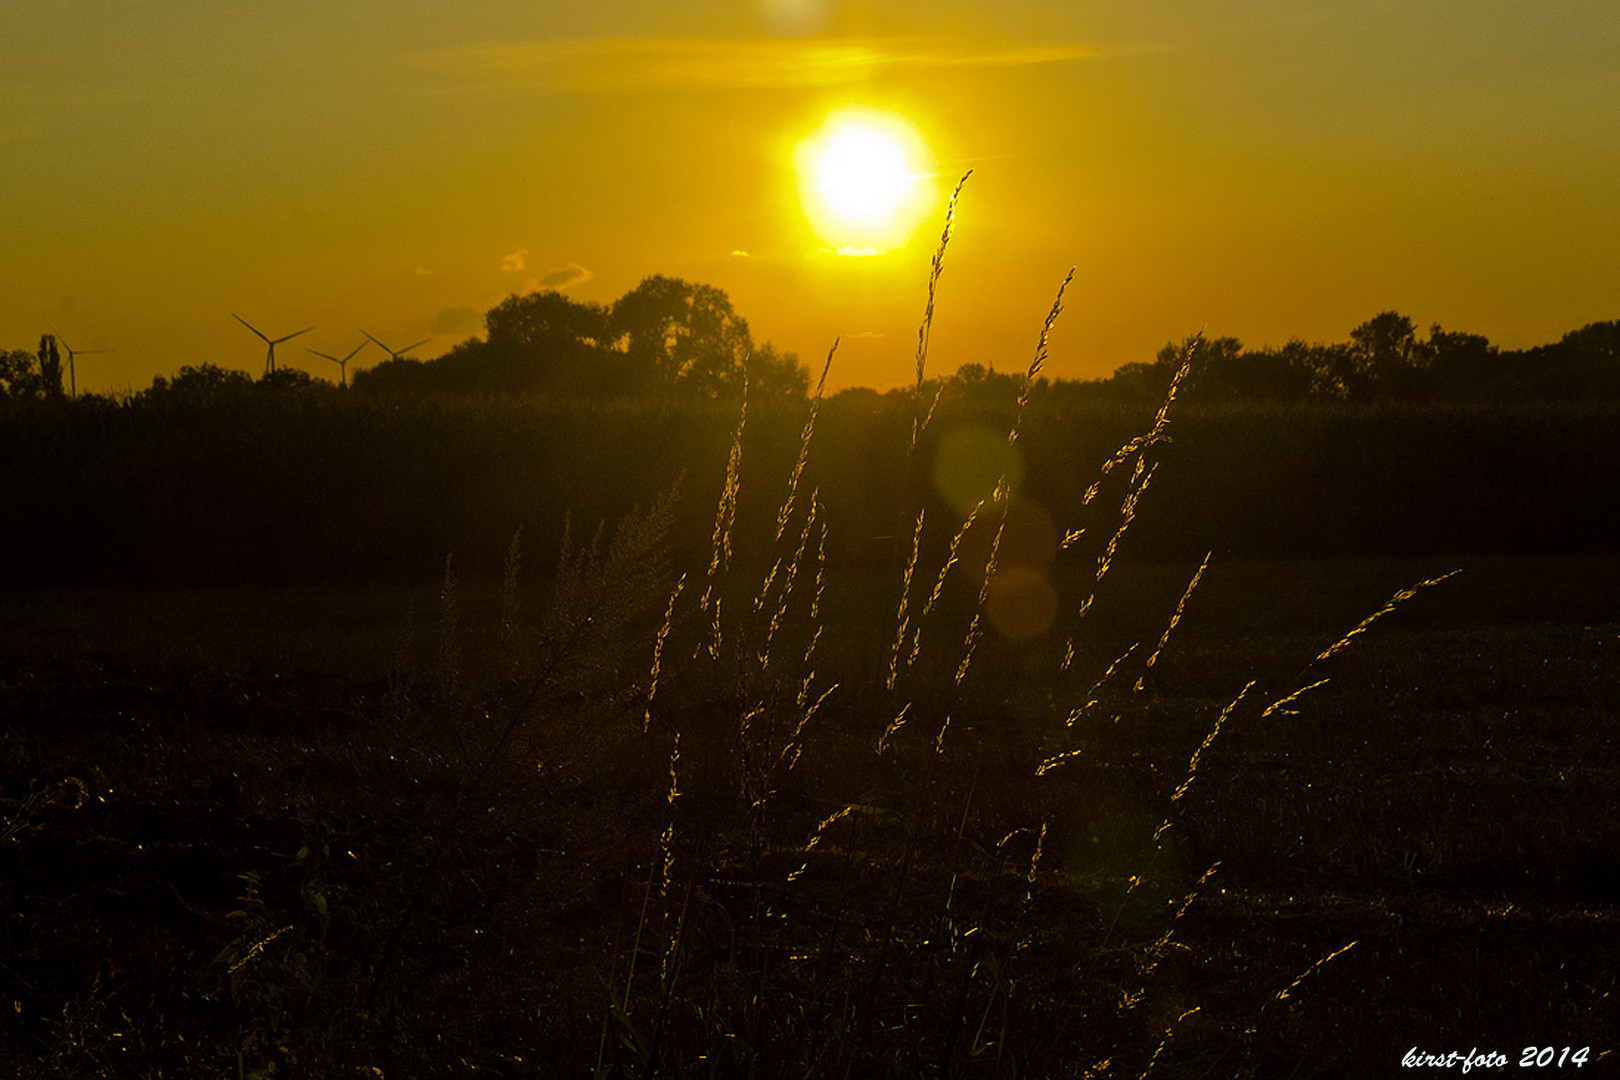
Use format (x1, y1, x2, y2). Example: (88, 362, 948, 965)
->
(406, 37, 1098, 94)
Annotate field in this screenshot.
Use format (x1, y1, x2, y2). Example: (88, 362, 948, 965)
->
(4, 258, 1620, 1074)
(3, 538, 1617, 1076)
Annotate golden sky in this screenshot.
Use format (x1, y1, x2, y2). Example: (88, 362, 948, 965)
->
(3, 0, 1618, 393)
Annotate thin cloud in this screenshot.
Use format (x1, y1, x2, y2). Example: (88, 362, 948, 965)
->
(501, 248, 529, 272)
(537, 263, 594, 289)
(407, 37, 1098, 94)
(431, 306, 482, 335)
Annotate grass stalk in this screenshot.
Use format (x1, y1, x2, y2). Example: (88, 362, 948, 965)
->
(909, 170, 972, 456)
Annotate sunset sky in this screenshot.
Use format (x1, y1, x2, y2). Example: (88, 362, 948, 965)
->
(3, 0, 1617, 394)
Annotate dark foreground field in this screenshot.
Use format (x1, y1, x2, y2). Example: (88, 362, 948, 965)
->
(2, 549, 1616, 1078)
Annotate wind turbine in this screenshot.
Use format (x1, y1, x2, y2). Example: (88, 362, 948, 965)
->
(361, 330, 430, 363)
(306, 340, 367, 388)
(234, 314, 315, 376)
(51, 332, 108, 398)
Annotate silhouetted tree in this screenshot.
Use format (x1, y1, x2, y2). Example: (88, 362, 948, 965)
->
(746, 342, 812, 400)
(0, 348, 40, 399)
(1346, 311, 1432, 400)
(1423, 325, 1501, 400)
(486, 289, 614, 350)
(1153, 335, 1315, 402)
(1558, 320, 1620, 362)
(351, 355, 437, 396)
(479, 290, 626, 396)
(1549, 320, 1620, 397)
(141, 363, 256, 404)
(612, 275, 755, 398)
(37, 335, 65, 401)
(1098, 359, 1176, 405)
(257, 367, 326, 395)
(935, 362, 1026, 412)
(1497, 320, 1620, 400)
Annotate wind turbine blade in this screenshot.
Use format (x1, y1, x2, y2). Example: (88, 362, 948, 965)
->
(233, 313, 272, 343)
(400, 339, 430, 355)
(342, 342, 368, 362)
(306, 348, 340, 362)
(360, 330, 389, 351)
(273, 326, 316, 344)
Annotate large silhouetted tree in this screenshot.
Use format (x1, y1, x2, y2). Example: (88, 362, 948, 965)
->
(1558, 320, 1620, 362)
(612, 276, 755, 398)
(478, 290, 625, 396)
(1423, 325, 1501, 400)
(0, 348, 40, 399)
(1345, 311, 1431, 400)
(746, 342, 812, 400)
(37, 335, 65, 401)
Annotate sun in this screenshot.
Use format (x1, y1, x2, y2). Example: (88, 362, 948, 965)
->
(796, 107, 936, 255)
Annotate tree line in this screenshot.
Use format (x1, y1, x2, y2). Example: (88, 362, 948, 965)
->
(2, 281, 1617, 407)
(1098, 312, 1620, 405)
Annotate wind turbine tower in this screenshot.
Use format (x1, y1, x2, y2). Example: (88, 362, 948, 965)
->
(306, 340, 367, 388)
(234, 314, 315, 377)
(53, 334, 107, 399)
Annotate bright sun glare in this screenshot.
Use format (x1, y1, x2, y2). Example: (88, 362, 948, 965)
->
(796, 107, 935, 256)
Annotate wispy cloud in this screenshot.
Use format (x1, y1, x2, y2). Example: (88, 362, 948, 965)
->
(537, 263, 594, 289)
(406, 37, 1097, 94)
(501, 248, 529, 272)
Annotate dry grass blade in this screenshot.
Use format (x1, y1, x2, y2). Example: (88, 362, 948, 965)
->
(876, 702, 910, 755)
(1171, 680, 1255, 803)
(1072, 458, 1160, 622)
(1135, 551, 1210, 690)
(910, 169, 972, 455)
(888, 508, 927, 691)
(644, 573, 686, 731)
(774, 339, 837, 545)
(1275, 940, 1358, 1001)
(757, 496, 818, 671)
(789, 803, 860, 881)
(1010, 266, 1075, 445)
(696, 378, 749, 660)
(707, 375, 748, 581)
(1139, 1007, 1201, 1080)
(1066, 642, 1139, 723)
(906, 498, 984, 670)
(1079, 344, 1197, 508)
(1313, 569, 1462, 664)
(1260, 677, 1331, 718)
